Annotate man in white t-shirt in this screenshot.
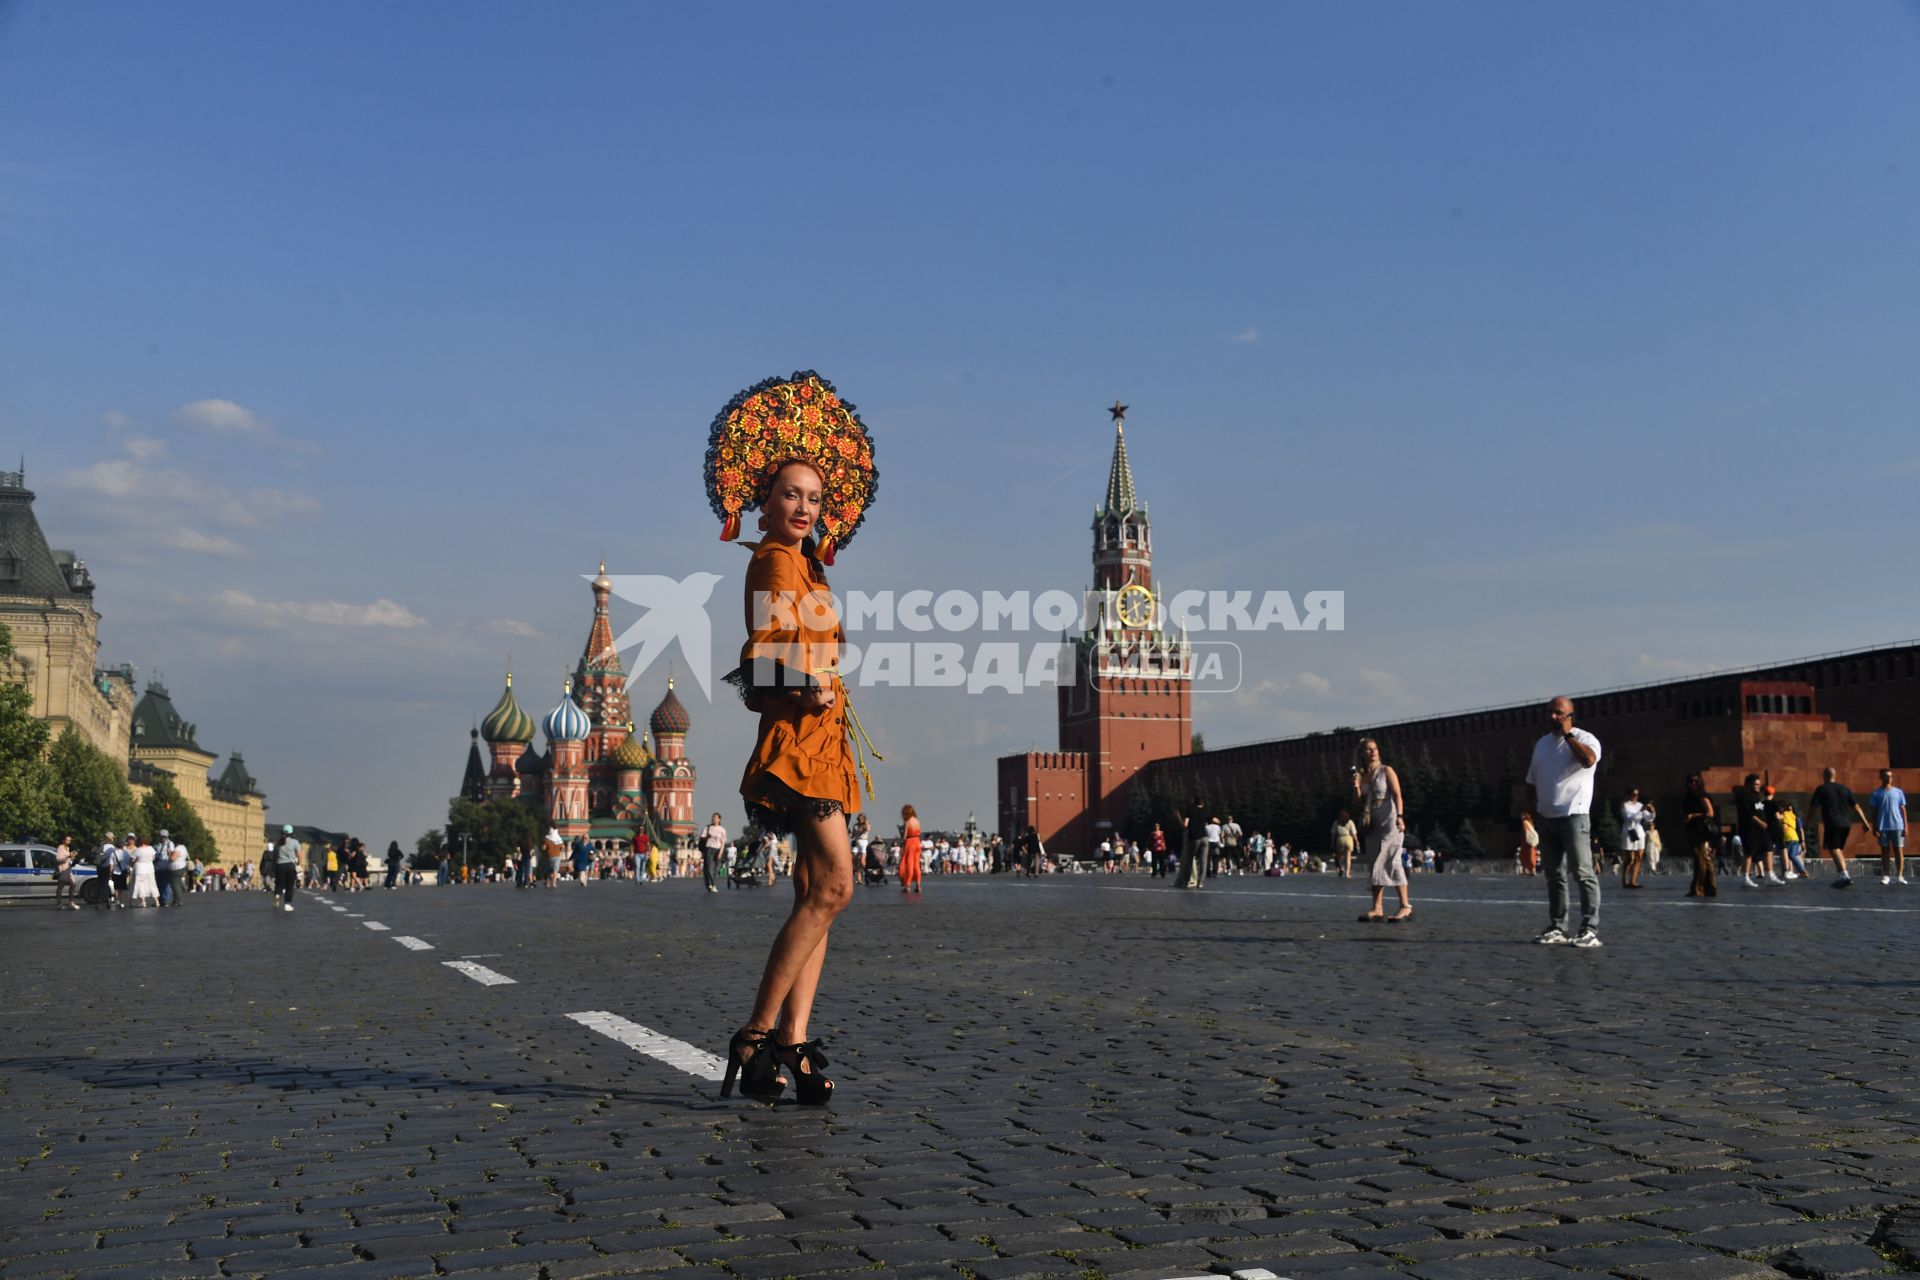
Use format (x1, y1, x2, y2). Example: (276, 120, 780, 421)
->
(1524, 695, 1604, 948)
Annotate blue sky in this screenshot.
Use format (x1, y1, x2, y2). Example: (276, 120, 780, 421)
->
(4, 2, 1916, 846)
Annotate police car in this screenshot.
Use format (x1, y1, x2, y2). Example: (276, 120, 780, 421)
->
(0, 842, 103, 904)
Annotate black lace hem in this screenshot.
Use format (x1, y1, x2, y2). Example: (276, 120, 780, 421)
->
(745, 775, 846, 836)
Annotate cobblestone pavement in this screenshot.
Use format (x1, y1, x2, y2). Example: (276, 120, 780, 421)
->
(3, 872, 1918, 1280)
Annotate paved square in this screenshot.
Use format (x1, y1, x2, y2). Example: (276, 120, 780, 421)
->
(3, 873, 1917, 1280)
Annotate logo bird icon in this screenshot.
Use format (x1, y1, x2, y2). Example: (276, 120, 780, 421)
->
(595, 572, 724, 699)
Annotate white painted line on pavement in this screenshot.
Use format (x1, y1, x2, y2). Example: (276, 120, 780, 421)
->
(394, 936, 433, 951)
(443, 960, 517, 986)
(1162, 1270, 1282, 1280)
(566, 1011, 726, 1082)
(362, 921, 390, 931)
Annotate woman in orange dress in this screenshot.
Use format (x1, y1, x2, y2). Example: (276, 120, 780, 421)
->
(899, 804, 923, 893)
(707, 372, 879, 1107)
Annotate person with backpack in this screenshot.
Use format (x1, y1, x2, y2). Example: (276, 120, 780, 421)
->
(272, 825, 301, 912)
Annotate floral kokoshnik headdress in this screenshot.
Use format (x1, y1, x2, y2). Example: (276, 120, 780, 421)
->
(703, 370, 878, 565)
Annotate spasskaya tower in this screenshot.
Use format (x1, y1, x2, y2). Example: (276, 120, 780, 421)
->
(997, 401, 1192, 853)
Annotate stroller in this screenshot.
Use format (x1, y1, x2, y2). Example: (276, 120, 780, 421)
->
(860, 842, 890, 886)
(729, 841, 770, 888)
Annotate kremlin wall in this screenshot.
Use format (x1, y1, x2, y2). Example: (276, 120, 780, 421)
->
(1002, 412, 1918, 858)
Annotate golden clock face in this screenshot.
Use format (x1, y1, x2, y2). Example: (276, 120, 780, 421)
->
(1117, 583, 1155, 627)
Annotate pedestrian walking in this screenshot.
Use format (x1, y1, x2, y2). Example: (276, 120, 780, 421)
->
(385, 841, 403, 889)
(1619, 790, 1647, 888)
(1526, 696, 1603, 948)
(53, 836, 79, 910)
(109, 835, 132, 907)
(1682, 774, 1718, 897)
(1869, 769, 1908, 885)
(1735, 774, 1780, 887)
(272, 826, 301, 910)
(1779, 800, 1809, 880)
(1353, 738, 1412, 923)
(709, 377, 879, 1108)
(1809, 767, 1872, 887)
(898, 804, 923, 893)
(1331, 810, 1357, 878)
(130, 835, 160, 907)
(153, 829, 175, 906)
(700, 814, 726, 893)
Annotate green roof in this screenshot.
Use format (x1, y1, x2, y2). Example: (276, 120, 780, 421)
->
(0, 472, 94, 601)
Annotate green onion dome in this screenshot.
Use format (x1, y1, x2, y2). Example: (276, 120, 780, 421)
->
(612, 725, 652, 771)
(480, 673, 536, 744)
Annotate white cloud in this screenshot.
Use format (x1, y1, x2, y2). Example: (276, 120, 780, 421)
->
(482, 618, 544, 638)
(1628, 653, 1696, 678)
(173, 398, 319, 456)
(1352, 668, 1405, 700)
(102, 409, 130, 430)
(1227, 327, 1260, 344)
(158, 528, 247, 557)
(213, 589, 428, 630)
(176, 398, 268, 436)
(123, 436, 167, 462)
(59, 459, 320, 530)
(1297, 670, 1332, 696)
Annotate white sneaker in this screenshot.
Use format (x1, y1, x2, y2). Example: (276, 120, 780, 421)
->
(1571, 929, 1603, 949)
(1900, 877, 1911, 886)
(1743, 874, 1759, 888)
(1883, 875, 1893, 886)
(1536, 927, 1571, 945)
(283, 903, 293, 912)
(1785, 870, 1799, 880)
(1765, 873, 1784, 885)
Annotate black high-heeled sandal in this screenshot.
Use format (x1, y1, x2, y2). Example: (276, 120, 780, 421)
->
(776, 1038, 834, 1106)
(721, 1027, 785, 1100)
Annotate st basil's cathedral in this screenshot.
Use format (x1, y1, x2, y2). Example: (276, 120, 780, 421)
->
(458, 564, 697, 847)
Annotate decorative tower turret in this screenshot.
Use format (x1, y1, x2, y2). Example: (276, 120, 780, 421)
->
(574, 561, 633, 763)
(611, 721, 653, 831)
(479, 672, 536, 798)
(1061, 401, 1192, 843)
(458, 727, 488, 803)
(647, 678, 696, 842)
(542, 678, 593, 838)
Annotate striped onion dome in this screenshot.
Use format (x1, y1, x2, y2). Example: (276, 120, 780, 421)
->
(542, 678, 593, 743)
(480, 673, 535, 744)
(649, 677, 691, 735)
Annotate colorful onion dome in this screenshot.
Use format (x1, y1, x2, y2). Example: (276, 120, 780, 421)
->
(649, 677, 690, 735)
(591, 559, 612, 593)
(480, 673, 535, 744)
(612, 724, 652, 771)
(543, 678, 593, 743)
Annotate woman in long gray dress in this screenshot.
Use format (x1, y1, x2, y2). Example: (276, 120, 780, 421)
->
(1353, 738, 1412, 923)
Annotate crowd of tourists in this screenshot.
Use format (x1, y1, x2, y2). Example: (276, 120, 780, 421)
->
(48, 829, 210, 910)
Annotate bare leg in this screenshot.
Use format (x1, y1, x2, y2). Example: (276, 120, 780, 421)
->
(746, 810, 852, 1036)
